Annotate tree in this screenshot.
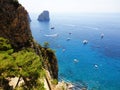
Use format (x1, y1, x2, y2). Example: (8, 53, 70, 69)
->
(0, 37, 45, 89)
(12, 49, 44, 88)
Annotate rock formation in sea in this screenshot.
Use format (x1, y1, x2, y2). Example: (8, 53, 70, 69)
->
(38, 10, 50, 21)
(0, 0, 58, 89)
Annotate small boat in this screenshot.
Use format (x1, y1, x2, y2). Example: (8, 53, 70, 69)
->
(66, 38, 71, 41)
(101, 33, 104, 39)
(62, 49, 66, 52)
(51, 27, 55, 29)
(69, 32, 72, 35)
(74, 59, 79, 62)
(83, 40, 88, 44)
(94, 64, 98, 68)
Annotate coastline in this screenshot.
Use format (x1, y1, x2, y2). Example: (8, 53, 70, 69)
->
(55, 80, 87, 90)
(55, 80, 73, 90)
(8, 77, 87, 90)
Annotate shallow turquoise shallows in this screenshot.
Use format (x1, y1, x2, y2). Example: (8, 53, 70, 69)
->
(30, 13, 120, 90)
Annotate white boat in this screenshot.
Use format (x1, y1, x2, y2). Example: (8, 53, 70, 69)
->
(83, 40, 88, 44)
(74, 59, 79, 62)
(94, 64, 98, 68)
(66, 38, 71, 41)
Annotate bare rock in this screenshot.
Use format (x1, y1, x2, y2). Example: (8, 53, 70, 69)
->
(38, 10, 50, 21)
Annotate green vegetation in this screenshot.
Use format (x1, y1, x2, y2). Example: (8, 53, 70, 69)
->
(43, 42, 49, 49)
(51, 79, 58, 85)
(40, 45, 58, 80)
(0, 37, 45, 90)
(0, 37, 12, 51)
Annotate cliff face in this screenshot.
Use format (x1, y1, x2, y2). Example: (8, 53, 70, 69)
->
(0, 0, 32, 50)
(0, 0, 58, 86)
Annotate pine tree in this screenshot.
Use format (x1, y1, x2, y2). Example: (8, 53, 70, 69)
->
(0, 37, 45, 89)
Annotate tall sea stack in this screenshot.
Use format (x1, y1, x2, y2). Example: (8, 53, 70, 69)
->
(38, 10, 50, 21)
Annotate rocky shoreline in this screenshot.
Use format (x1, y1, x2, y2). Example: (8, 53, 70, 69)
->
(55, 80, 87, 90)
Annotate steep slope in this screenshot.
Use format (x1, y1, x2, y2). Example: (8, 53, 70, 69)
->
(0, 0, 32, 50)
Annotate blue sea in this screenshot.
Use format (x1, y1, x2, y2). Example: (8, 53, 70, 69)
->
(30, 13, 120, 90)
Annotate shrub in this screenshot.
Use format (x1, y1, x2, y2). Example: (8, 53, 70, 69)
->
(0, 37, 45, 89)
(51, 79, 58, 85)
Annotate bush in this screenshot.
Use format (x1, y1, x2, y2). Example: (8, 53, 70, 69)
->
(0, 37, 12, 51)
(51, 79, 58, 85)
(0, 37, 45, 89)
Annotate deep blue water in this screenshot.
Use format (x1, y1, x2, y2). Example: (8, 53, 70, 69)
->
(30, 13, 120, 90)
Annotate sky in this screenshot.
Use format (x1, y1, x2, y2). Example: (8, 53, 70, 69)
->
(18, 0, 120, 13)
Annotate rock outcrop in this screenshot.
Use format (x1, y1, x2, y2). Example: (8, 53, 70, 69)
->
(0, 0, 32, 50)
(0, 0, 58, 89)
(38, 10, 50, 21)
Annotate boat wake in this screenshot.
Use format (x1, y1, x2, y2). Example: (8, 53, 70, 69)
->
(44, 33, 59, 37)
(64, 24, 76, 27)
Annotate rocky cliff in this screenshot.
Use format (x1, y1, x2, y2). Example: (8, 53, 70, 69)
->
(0, 0, 32, 50)
(0, 0, 58, 89)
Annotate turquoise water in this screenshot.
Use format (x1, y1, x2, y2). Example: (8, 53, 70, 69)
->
(30, 13, 120, 90)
